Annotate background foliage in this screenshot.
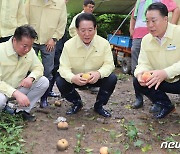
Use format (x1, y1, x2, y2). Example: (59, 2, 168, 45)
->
(67, 13, 131, 39)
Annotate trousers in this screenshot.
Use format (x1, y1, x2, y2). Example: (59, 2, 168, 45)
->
(56, 73, 117, 107)
(0, 76, 49, 113)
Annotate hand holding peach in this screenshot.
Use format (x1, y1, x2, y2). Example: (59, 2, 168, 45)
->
(141, 72, 152, 82)
(82, 73, 91, 80)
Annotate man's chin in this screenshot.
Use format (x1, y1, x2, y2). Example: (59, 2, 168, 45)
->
(83, 41, 91, 45)
(150, 31, 157, 37)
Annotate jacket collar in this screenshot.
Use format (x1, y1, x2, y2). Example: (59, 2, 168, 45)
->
(164, 22, 174, 39)
(150, 22, 174, 42)
(6, 37, 17, 57)
(45, 0, 57, 6)
(76, 34, 98, 49)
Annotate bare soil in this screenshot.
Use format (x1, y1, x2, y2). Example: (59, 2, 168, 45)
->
(22, 69, 180, 154)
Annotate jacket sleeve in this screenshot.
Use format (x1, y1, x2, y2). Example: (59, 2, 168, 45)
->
(25, 0, 30, 23)
(27, 50, 44, 81)
(69, 15, 78, 38)
(58, 45, 75, 83)
(52, 1, 67, 40)
(134, 40, 153, 77)
(164, 61, 180, 79)
(17, 0, 28, 26)
(97, 42, 115, 78)
(0, 67, 16, 97)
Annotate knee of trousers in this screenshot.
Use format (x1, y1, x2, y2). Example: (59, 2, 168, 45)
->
(56, 75, 72, 93)
(101, 73, 117, 92)
(37, 76, 49, 90)
(0, 94, 7, 111)
(133, 77, 142, 91)
(105, 73, 117, 86)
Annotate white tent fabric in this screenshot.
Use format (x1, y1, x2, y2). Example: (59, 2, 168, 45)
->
(67, 0, 136, 14)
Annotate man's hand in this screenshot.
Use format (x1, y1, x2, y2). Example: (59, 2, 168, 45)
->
(45, 38, 56, 52)
(137, 72, 147, 87)
(19, 77, 34, 88)
(88, 71, 101, 84)
(12, 90, 30, 107)
(146, 70, 167, 90)
(71, 73, 88, 86)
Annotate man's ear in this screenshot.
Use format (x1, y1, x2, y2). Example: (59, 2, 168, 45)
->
(12, 37, 16, 43)
(164, 16, 168, 22)
(83, 5, 86, 10)
(95, 25, 97, 30)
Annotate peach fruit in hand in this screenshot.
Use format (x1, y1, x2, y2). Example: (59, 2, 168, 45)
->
(142, 72, 152, 82)
(82, 73, 90, 80)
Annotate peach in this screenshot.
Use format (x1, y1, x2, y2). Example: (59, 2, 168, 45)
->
(99, 146, 108, 154)
(57, 139, 69, 151)
(54, 100, 61, 107)
(57, 121, 68, 130)
(82, 73, 90, 80)
(142, 72, 152, 82)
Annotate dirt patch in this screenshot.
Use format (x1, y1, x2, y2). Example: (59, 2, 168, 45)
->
(22, 70, 180, 154)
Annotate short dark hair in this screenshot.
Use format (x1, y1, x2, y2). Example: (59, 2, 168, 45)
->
(84, 0, 95, 6)
(146, 2, 168, 17)
(13, 25, 38, 41)
(75, 13, 97, 29)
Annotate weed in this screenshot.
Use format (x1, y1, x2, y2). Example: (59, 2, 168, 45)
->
(125, 121, 138, 142)
(0, 112, 24, 153)
(164, 136, 176, 142)
(110, 130, 117, 142)
(124, 143, 130, 150)
(134, 140, 144, 147)
(141, 144, 152, 152)
(116, 73, 129, 81)
(83, 147, 93, 154)
(74, 133, 82, 153)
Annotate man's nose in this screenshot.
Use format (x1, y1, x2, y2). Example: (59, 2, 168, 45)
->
(84, 30, 89, 35)
(148, 21, 154, 27)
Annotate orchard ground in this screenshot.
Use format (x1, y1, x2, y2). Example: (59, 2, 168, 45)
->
(22, 69, 180, 154)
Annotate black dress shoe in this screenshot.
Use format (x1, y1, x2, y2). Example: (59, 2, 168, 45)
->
(66, 103, 83, 115)
(149, 104, 161, 113)
(48, 91, 60, 97)
(155, 105, 175, 119)
(3, 105, 15, 115)
(16, 111, 36, 122)
(132, 99, 143, 109)
(40, 99, 48, 108)
(94, 107, 111, 117)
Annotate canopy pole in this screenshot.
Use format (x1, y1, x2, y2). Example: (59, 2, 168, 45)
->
(109, 8, 134, 42)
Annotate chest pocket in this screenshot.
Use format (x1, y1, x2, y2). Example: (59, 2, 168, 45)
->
(89, 51, 104, 67)
(70, 55, 85, 68)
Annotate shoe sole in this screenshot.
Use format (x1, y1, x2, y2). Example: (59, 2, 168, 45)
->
(66, 106, 83, 115)
(155, 107, 176, 119)
(94, 109, 111, 118)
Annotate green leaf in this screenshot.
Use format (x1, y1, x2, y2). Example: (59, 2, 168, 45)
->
(141, 144, 152, 152)
(84, 148, 94, 152)
(114, 149, 122, 154)
(134, 140, 144, 147)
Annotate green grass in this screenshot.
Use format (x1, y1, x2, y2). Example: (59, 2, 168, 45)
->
(116, 73, 130, 81)
(0, 112, 25, 154)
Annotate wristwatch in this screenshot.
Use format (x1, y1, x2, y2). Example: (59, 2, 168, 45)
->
(52, 38, 57, 43)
